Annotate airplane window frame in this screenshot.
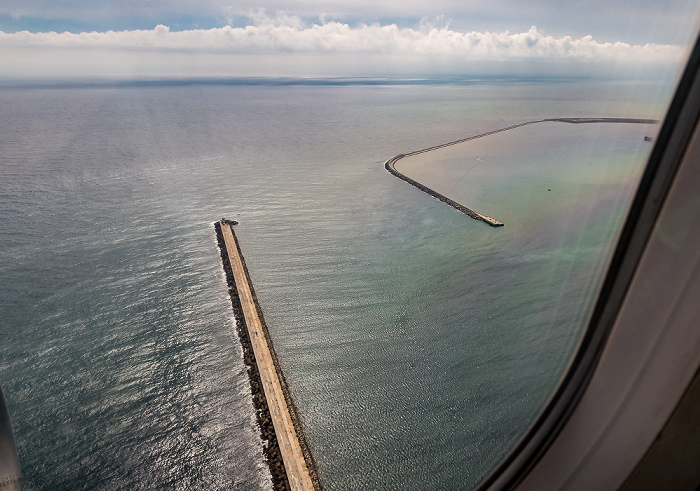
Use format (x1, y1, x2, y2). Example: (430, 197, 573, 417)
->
(476, 29, 700, 490)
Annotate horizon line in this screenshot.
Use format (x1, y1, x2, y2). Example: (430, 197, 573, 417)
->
(0, 74, 656, 90)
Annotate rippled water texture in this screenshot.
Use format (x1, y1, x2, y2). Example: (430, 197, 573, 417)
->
(0, 80, 671, 489)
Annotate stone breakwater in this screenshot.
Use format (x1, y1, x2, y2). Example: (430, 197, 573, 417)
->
(385, 155, 504, 227)
(385, 117, 659, 226)
(215, 221, 320, 491)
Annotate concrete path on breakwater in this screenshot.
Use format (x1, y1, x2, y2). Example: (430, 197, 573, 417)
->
(220, 223, 315, 491)
(385, 117, 659, 226)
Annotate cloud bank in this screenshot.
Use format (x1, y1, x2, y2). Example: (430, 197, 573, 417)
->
(3, 0, 699, 46)
(0, 15, 688, 80)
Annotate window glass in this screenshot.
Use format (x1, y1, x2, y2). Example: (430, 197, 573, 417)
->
(0, 2, 699, 489)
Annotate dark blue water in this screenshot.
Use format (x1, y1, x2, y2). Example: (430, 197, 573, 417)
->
(0, 80, 670, 489)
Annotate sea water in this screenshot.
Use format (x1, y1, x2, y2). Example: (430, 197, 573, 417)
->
(0, 79, 672, 489)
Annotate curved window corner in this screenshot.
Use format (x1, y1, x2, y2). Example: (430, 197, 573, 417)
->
(479, 29, 700, 491)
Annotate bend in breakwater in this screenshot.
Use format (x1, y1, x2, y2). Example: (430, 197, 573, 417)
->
(385, 155, 504, 227)
(385, 117, 660, 226)
(215, 220, 320, 491)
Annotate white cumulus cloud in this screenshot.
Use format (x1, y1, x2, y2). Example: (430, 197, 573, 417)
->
(0, 16, 688, 79)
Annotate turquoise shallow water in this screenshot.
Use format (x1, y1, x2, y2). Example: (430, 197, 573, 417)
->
(0, 80, 670, 489)
(397, 120, 655, 297)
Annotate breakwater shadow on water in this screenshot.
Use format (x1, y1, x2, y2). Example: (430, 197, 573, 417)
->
(385, 117, 659, 227)
(214, 221, 322, 491)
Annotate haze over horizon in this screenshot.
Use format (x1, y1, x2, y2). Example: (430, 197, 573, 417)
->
(1, 1, 699, 81)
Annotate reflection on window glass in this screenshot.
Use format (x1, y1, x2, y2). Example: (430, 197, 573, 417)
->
(0, 1, 699, 490)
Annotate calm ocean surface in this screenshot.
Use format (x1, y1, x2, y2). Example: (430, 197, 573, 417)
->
(0, 80, 671, 489)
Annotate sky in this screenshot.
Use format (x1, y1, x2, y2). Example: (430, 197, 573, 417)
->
(1, 1, 699, 80)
